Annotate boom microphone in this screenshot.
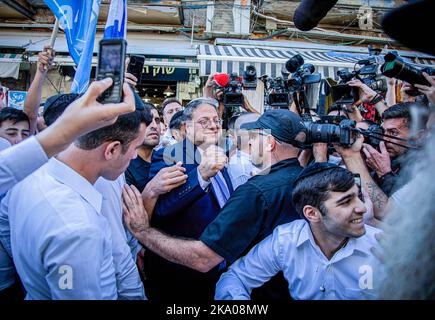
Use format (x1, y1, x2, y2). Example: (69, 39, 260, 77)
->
(293, 0, 338, 31)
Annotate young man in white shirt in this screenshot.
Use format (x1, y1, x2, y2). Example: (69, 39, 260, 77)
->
(215, 162, 384, 300)
(2, 109, 146, 300)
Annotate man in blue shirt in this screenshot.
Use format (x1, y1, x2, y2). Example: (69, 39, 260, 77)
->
(215, 163, 384, 300)
(2, 109, 146, 299)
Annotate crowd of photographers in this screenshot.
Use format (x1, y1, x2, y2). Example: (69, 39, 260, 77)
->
(0, 43, 434, 301)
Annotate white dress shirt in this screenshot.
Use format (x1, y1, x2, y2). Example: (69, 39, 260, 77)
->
(5, 158, 118, 300)
(0, 136, 48, 194)
(94, 175, 146, 300)
(215, 219, 384, 300)
(227, 150, 255, 190)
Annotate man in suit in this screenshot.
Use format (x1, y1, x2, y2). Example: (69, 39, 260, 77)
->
(143, 97, 234, 300)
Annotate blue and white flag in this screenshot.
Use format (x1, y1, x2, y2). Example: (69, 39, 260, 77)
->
(104, 0, 127, 39)
(44, 0, 101, 93)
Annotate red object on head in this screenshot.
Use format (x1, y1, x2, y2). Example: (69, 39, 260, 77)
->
(213, 73, 229, 87)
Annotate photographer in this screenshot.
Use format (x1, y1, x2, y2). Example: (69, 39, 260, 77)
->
(365, 103, 427, 196)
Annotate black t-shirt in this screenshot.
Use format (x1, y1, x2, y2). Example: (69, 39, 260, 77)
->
(200, 158, 303, 299)
(125, 156, 151, 192)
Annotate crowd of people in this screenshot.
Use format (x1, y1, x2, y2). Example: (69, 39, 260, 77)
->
(0, 44, 434, 300)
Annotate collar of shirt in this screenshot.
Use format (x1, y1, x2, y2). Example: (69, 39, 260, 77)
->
(255, 157, 300, 176)
(47, 158, 103, 215)
(296, 221, 372, 264)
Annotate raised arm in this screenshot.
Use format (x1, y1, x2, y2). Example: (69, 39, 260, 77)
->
(24, 46, 55, 134)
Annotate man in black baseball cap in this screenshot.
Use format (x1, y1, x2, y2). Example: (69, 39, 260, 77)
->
(122, 109, 306, 300)
(241, 109, 307, 171)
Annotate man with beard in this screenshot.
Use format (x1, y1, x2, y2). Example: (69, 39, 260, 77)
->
(125, 104, 162, 192)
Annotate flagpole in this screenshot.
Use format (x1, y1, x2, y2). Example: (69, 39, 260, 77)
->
(49, 18, 60, 48)
(45, 18, 59, 71)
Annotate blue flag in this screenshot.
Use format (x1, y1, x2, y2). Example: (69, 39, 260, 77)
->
(44, 0, 101, 94)
(104, 0, 127, 39)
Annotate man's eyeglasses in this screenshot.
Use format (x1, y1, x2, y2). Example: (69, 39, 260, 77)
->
(196, 118, 223, 128)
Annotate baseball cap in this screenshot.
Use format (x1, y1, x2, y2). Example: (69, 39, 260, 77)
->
(240, 109, 306, 146)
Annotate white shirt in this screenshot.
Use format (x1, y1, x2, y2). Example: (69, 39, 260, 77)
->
(215, 219, 384, 300)
(0, 136, 48, 195)
(5, 158, 118, 300)
(227, 150, 255, 190)
(94, 176, 146, 300)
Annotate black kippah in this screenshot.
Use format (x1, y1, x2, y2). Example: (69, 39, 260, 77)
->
(293, 162, 340, 187)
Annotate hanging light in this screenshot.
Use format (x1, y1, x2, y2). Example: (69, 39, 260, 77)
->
(163, 85, 174, 97)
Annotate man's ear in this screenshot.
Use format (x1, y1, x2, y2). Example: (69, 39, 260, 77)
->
(103, 141, 122, 160)
(303, 205, 322, 223)
(266, 135, 276, 152)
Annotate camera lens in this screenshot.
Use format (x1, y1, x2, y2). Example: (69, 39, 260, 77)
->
(305, 123, 341, 144)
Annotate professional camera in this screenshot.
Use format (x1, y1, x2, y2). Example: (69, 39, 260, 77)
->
(242, 65, 257, 89)
(304, 119, 358, 147)
(381, 51, 435, 96)
(286, 54, 322, 92)
(331, 45, 387, 104)
(221, 72, 244, 108)
(262, 54, 321, 112)
(363, 123, 384, 148)
(262, 74, 292, 108)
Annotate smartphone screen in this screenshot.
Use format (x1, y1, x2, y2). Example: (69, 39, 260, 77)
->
(99, 44, 122, 74)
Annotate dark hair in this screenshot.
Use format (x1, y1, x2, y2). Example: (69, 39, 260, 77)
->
(75, 110, 146, 153)
(43, 93, 80, 126)
(169, 110, 186, 130)
(383, 102, 428, 130)
(292, 167, 355, 219)
(161, 98, 182, 114)
(183, 98, 218, 121)
(0, 108, 30, 126)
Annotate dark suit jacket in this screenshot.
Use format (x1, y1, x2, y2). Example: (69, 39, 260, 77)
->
(145, 138, 234, 300)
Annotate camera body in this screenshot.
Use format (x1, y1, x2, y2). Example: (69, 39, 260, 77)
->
(331, 46, 386, 105)
(262, 75, 292, 108)
(96, 38, 127, 104)
(363, 123, 384, 148)
(381, 51, 435, 96)
(242, 65, 257, 89)
(221, 73, 244, 108)
(262, 54, 321, 109)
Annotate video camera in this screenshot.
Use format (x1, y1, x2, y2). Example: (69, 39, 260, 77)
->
(331, 45, 387, 105)
(381, 51, 435, 96)
(213, 65, 258, 127)
(261, 54, 321, 110)
(286, 54, 322, 92)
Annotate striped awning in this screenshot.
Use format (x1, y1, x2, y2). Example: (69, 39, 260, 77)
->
(0, 53, 22, 79)
(198, 44, 435, 79)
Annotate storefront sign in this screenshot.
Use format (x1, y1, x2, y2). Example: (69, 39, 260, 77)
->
(140, 65, 190, 82)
